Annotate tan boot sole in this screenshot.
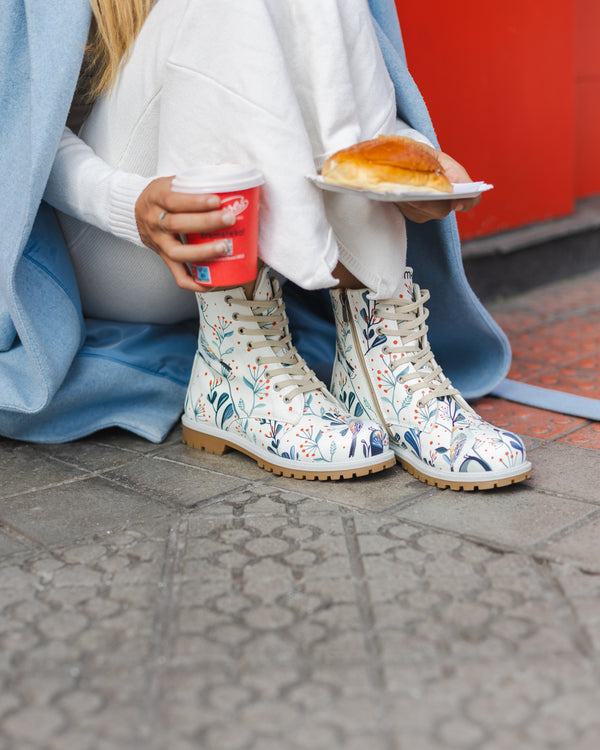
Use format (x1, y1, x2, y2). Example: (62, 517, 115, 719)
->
(398, 457, 532, 491)
(182, 425, 396, 481)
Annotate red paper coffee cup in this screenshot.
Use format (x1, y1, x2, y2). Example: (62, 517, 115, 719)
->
(171, 164, 264, 287)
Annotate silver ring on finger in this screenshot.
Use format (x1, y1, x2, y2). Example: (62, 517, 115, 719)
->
(158, 210, 169, 232)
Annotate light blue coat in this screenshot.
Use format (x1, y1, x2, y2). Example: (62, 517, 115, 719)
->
(0, 0, 519, 444)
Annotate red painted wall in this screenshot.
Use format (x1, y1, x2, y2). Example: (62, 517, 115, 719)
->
(394, 0, 578, 240)
(575, 0, 600, 197)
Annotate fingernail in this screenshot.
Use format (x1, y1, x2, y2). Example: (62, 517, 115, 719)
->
(222, 210, 236, 226)
(207, 196, 220, 209)
(216, 240, 233, 255)
(454, 203, 465, 212)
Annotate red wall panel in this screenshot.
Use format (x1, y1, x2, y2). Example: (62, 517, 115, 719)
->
(574, 0, 600, 196)
(394, 0, 576, 240)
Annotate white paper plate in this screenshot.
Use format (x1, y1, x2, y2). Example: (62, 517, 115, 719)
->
(307, 175, 493, 202)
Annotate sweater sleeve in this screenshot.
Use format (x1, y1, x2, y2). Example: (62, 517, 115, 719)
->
(43, 127, 154, 246)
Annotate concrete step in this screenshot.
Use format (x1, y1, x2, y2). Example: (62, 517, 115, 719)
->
(462, 195, 600, 301)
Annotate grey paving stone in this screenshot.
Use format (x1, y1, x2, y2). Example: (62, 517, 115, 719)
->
(0, 477, 173, 547)
(104, 455, 249, 507)
(160, 440, 278, 483)
(526, 442, 600, 503)
(0, 442, 88, 498)
(270, 463, 429, 512)
(535, 516, 600, 571)
(89, 426, 181, 454)
(384, 655, 599, 749)
(2, 378, 600, 750)
(0, 532, 30, 557)
(2, 707, 66, 744)
(37, 437, 144, 473)
(394, 487, 597, 551)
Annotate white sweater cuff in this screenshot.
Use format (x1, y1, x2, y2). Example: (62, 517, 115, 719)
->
(109, 172, 155, 246)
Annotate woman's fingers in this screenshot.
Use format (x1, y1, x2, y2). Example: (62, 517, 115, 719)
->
(135, 176, 241, 289)
(161, 256, 204, 292)
(157, 206, 236, 236)
(159, 234, 231, 264)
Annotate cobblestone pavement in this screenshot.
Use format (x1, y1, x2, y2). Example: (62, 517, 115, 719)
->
(1, 271, 600, 750)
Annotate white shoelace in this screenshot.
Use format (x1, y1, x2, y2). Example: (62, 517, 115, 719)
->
(228, 288, 322, 403)
(373, 285, 459, 406)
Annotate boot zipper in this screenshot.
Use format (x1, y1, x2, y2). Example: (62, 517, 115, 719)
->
(341, 291, 394, 441)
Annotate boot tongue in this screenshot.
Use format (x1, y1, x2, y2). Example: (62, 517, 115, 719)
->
(249, 265, 274, 302)
(399, 267, 414, 301)
(391, 266, 426, 362)
(247, 266, 288, 356)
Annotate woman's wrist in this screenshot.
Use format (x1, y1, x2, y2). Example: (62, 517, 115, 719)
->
(109, 171, 155, 246)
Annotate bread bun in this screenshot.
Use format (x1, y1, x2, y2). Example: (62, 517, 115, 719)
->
(321, 135, 453, 194)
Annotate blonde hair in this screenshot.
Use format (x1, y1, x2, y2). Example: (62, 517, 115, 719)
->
(84, 0, 154, 101)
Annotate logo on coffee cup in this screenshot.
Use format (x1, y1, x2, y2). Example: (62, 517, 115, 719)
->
(222, 195, 249, 217)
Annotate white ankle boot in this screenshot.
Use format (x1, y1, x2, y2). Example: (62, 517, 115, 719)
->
(182, 267, 395, 480)
(330, 270, 532, 490)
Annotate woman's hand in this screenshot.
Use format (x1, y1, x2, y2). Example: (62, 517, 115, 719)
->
(135, 176, 236, 291)
(395, 147, 482, 224)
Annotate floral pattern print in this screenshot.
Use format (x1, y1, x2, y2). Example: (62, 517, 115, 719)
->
(330, 273, 530, 482)
(184, 268, 390, 471)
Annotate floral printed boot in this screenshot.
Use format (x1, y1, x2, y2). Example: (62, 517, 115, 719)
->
(330, 269, 532, 490)
(182, 267, 395, 480)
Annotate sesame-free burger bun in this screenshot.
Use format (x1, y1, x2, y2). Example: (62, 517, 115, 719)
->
(321, 135, 453, 194)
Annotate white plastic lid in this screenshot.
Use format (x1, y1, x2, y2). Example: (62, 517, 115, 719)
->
(171, 163, 264, 193)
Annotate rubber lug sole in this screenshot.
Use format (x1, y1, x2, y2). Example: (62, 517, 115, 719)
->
(397, 457, 532, 491)
(182, 425, 396, 481)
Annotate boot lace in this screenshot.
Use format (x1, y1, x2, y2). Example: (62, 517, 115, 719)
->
(373, 285, 459, 407)
(226, 286, 322, 403)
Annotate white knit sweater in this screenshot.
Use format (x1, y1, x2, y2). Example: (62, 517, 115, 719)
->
(43, 0, 431, 323)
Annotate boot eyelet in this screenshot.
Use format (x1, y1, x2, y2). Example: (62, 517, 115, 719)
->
(238, 328, 245, 335)
(382, 346, 389, 354)
(283, 396, 291, 404)
(225, 295, 233, 305)
(255, 358, 263, 366)
(232, 312, 239, 321)
(273, 383, 281, 392)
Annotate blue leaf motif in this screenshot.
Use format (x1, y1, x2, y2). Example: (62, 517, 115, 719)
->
(404, 429, 421, 458)
(459, 456, 491, 473)
(222, 403, 234, 423)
